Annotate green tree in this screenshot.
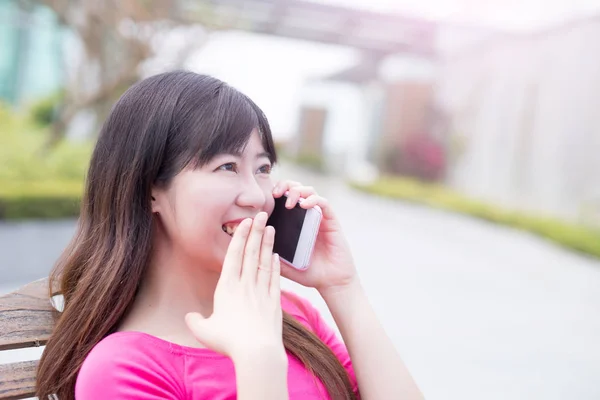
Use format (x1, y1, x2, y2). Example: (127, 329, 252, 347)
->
(36, 0, 219, 146)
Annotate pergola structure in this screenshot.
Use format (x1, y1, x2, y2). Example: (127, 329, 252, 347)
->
(180, 0, 438, 58)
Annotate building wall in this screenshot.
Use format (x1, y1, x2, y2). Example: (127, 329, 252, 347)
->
(375, 55, 438, 167)
(295, 81, 371, 175)
(438, 18, 600, 223)
(0, 1, 64, 106)
(295, 54, 438, 180)
(376, 81, 434, 164)
(296, 106, 328, 157)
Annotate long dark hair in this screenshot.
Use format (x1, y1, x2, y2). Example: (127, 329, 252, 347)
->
(36, 71, 357, 400)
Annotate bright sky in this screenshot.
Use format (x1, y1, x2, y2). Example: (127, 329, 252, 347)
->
(183, 0, 600, 139)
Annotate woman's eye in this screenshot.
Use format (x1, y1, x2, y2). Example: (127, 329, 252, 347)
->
(217, 163, 238, 172)
(258, 164, 272, 174)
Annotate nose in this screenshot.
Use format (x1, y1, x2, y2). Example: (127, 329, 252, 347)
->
(236, 176, 267, 210)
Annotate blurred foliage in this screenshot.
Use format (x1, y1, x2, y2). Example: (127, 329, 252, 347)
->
(0, 103, 92, 182)
(351, 176, 600, 259)
(28, 91, 64, 126)
(0, 102, 89, 220)
(0, 181, 83, 220)
(293, 152, 325, 173)
(382, 134, 446, 182)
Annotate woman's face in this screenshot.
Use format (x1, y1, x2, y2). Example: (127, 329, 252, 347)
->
(151, 129, 276, 271)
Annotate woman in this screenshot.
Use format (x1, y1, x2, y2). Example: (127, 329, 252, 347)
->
(36, 71, 423, 400)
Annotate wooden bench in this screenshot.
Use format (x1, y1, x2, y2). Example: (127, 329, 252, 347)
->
(0, 278, 58, 400)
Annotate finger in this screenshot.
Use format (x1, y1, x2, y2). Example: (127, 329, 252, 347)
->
(185, 312, 216, 351)
(269, 253, 281, 298)
(294, 190, 336, 221)
(272, 180, 301, 198)
(298, 194, 327, 210)
(241, 212, 268, 284)
(257, 225, 275, 289)
(220, 218, 252, 281)
(285, 187, 307, 208)
(278, 256, 307, 292)
(288, 185, 317, 198)
(285, 185, 317, 209)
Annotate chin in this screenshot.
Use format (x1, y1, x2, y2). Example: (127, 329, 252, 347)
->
(201, 230, 233, 273)
(212, 245, 229, 271)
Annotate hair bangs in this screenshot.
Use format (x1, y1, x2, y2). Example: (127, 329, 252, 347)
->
(183, 85, 265, 169)
(154, 72, 278, 185)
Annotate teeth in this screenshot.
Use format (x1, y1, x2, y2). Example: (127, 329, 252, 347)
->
(222, 224, 238, 236)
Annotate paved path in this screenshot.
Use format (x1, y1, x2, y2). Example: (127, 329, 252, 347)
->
(2, 163, 599, 400)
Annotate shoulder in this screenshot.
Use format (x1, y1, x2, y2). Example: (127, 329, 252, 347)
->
(281, 290, 322, 330)
(75, 332, 186, 399)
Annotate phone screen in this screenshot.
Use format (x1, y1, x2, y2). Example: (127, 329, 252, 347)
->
(267, 196, 307, 263)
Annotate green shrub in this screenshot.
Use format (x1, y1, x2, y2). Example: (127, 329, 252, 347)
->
(0, 131, 92, 183)
(0, 99, 91, 220)
(28, 91, 64, 126)
(0, 180, 83, 220)
(293, 152, 325, 172)
(351, 176, 600, 259)
(0, 98, 92, 181)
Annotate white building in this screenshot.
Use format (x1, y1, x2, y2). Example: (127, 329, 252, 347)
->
(293, 55, 438, 182)
(438, 16, 600, 223)
(294, 17, 600, 225)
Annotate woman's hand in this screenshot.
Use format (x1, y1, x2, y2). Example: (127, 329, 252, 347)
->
(272, 181, 359, 295)
(184, 212, 285, 361)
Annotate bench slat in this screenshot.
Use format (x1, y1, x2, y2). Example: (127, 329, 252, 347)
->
(0, 279, 55, 351)
(0, 360, 38, 400)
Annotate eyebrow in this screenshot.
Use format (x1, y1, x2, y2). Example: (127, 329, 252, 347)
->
(255, 151, 271, 160)
(218, 151, 271, 160)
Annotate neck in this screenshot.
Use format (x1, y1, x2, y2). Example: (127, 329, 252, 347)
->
(118, 229, 220, 348)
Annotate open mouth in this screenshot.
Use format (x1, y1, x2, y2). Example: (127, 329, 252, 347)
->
(221, 223, 240, 237)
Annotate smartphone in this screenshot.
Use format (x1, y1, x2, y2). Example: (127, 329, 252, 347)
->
(267, 194, 322, 271)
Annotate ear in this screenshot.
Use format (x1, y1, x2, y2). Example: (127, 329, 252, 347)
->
(150, 189, 160, 214)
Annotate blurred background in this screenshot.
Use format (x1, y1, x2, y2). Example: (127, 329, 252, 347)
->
(1, 0, 600, 399)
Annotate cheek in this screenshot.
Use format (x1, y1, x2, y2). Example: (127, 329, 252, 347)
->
(171, 187, 223, 237)
(172, 194, 228, 262)
(262, 181, 275, 215)
(265, 195, 275, 215)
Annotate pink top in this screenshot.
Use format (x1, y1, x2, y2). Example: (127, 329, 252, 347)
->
(75, 291, 359, 399)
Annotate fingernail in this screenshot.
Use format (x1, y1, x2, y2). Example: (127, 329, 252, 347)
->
(286, 198, 292, 207)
